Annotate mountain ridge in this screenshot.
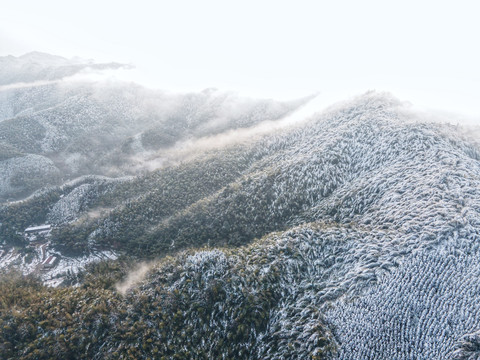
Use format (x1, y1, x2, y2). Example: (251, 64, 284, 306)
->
(0, 51, 128, 86)
(1, 54, 480, 359)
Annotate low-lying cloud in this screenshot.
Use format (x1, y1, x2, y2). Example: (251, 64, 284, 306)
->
(115, 261, 153, 296)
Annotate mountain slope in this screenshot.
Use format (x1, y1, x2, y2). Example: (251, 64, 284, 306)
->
(1, 65, 480, 359)
(20, 92, 477, 260)
(0, 60, 308, 201)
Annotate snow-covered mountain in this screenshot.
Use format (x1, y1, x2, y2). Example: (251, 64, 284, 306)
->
(0, 54, 309, 201)
(0, 51, 126, 86)
(1, 53, 480, 359)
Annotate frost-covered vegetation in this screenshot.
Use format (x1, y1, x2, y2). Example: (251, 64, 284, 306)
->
(0, 154, 61, 200)
(2, 54, 480, 359)
(0, 228, 339, 360)
(0, 54, 307, 201)
(24, 92, 479, 264)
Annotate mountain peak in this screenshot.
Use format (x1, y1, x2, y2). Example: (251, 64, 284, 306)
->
(18, 51, 68, 61)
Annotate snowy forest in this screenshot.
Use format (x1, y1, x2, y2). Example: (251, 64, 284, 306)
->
(1, 53, 480, 359)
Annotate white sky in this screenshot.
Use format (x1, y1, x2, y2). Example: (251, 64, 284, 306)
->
(1, 0, 479, 119)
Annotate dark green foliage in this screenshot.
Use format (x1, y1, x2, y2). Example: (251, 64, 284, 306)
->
(0, 188, 61, 245)
(50, 222, 94, 256)
(80, 259, 131, 290)
(49, 145, 264, 255)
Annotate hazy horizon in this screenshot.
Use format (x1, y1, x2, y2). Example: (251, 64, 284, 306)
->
(1, 0, 479, 119)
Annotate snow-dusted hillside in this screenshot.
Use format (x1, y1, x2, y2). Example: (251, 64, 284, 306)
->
(0, 154, 60, 200)
(2, 55, 480, 358)
(125, 93, 480, 359)
(0, 53, 309, 201)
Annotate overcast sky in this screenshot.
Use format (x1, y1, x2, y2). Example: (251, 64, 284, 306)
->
(1, 0, 479, 118)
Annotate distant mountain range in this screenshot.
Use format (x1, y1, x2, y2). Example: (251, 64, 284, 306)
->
(0, 52, 308, 201)
(0, 51, 127, 86)
(1, 53, 480, 359)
